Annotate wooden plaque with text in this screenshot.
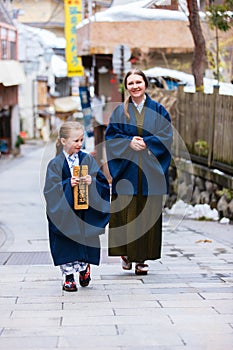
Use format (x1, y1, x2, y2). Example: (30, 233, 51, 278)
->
(73, 165, 89, 210)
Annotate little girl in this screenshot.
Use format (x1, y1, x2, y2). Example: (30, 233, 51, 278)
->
(44, 121, 110, 292)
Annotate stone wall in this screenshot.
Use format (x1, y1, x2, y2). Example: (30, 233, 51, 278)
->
(166, 162, 233, 223)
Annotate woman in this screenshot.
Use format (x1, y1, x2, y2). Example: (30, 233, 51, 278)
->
(105, 69, 172, 275)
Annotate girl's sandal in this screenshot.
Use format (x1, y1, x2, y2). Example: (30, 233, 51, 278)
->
(121, 256, 132, 270)
(135, 263, 148, 275)
(79, 264, 91, 287)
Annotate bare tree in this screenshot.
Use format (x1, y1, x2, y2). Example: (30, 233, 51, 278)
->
(186, 0, 207, 91)
(206, 0, 233, 82)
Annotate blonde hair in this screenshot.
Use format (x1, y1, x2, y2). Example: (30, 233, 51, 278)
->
(123, 68, 149, 120)
(56, 121, 84, 155)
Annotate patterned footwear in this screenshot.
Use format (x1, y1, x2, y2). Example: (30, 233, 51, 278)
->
(63, 274, 78, 292)
(79, 264, 91, 287)
(121, 256, 132, 270)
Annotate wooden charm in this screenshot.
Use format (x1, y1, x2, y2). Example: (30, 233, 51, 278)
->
(73, 165, 89, 210)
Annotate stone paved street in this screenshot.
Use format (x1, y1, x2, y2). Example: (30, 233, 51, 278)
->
(0, 141, 232, 349)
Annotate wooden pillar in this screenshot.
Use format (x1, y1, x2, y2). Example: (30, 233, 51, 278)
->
(208, 85, 219, 168)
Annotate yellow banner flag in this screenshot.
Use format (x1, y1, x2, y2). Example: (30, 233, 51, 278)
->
(64, 0, 84, 77)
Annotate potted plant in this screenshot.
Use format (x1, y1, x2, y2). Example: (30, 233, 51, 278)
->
(13, 134, 25, 156)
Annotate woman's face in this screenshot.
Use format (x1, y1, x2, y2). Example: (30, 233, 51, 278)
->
(61, 128, 84, 155)
(126, 73, 146, 102)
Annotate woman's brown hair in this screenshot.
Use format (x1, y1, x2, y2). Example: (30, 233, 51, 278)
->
(123, 69, 149, 120)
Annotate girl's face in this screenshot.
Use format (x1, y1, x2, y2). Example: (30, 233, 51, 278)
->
(126, 73, 146, 102)
(61, 128, 84, 155)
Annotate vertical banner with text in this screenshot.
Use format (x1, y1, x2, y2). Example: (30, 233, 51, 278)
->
(79, 86, 93, 137)
(64, 0, 84, 77)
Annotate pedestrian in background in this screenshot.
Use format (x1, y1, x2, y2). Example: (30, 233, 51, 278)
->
(105, 68, 173, 275)
(44, 121, 110, 292)
(91, 93, 106, 166)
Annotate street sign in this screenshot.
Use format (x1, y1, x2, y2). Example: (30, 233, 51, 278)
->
(113, 44, 131, 62)
(112, 61, 132, 75)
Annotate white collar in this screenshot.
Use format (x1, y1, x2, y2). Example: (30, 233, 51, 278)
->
(132, 95, 146, 113)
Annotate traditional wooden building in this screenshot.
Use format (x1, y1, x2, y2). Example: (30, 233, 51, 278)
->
(76, 1, 195, 120)
(0, 1, 25, 154)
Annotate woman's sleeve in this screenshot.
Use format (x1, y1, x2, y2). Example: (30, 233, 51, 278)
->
(105, 107, 136, 179)
(143, 105, 173, 172)
(105, 108, 132, 157)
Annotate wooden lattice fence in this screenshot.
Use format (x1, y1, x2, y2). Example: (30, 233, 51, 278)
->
(150, 86, 233, 175)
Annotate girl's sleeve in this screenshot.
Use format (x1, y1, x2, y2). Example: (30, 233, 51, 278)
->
(43, 159, 81, 238)
(81, 156, 110, 231)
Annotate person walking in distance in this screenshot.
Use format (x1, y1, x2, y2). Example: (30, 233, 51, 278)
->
(105, 69, 173, 275)
(44, 121, 110, 292)
(91, 93, 106, 166)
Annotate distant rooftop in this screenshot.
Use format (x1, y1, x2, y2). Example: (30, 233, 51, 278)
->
(0, 1, 14, 26)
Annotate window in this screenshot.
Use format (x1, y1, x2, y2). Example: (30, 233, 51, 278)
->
(1, 40, 7, 59)
(10, 41, 16, 59)
(0, 27, 17, 60)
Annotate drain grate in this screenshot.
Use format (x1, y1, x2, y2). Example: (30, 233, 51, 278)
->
(0, 252, 52, 265)
(0, 252, 10, 265)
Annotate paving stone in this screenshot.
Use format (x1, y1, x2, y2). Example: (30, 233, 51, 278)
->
(58, 328, 183, 348)
(199, 292, 233, 299)
(113, 307, 167, 317)
(150, 287, 196, 294)
(99, 278, 143, 284)
(170, 314, 232, 332)
(2, 303, 62, 311)
(0, 297, 17, 304)
(107, 294, 160, 302)
(205, 300, 233, 314)
(188, 281, 230, 287)
(1, 325, 117, 337)
(61, 314, 172, 327)
(159, 300, 210, 308)
(178, 331, 233, 349)
(0, 317, 61, 328)
(162, 307, 219, 317)
(12, 308, 114, 318)
(63, 301, 113, 311)
(121, 347, 196, 350)
(0, 336, 58, 348)
(150, 293, 203, 301)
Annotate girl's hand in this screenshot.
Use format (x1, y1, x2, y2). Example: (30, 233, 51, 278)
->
(71, 175, 92, 187)
(79, 175, 92, 185)
(130, 136, 146, 151)
(71, 176, 79, 187)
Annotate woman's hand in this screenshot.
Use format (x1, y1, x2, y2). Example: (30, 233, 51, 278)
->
(130, 136, 146, 151)
(71, 175, 92, 187)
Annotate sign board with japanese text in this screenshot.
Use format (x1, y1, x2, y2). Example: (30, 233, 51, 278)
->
(37, 77, 48, 106)
(79, 86, 93, 137)
(64, 0, 84, 77)
(73, 165, 89, 210)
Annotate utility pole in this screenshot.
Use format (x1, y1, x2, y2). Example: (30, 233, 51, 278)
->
(120, 45, 125, 102)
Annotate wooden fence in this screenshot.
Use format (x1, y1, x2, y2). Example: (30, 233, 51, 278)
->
(176, 85, 233, 175)
(150, 86, 233, 176)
